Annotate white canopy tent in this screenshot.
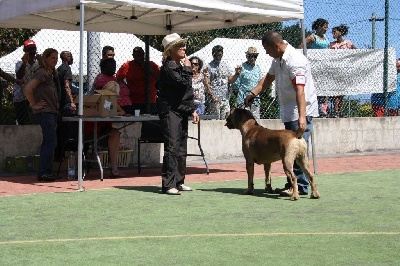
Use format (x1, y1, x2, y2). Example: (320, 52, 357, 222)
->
(0, 0, 305, 189)
(0, 1, 303, 34)
(0, 29, 163, 76)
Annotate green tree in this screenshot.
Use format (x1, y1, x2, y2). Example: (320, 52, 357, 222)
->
(0, 28, 39, 57)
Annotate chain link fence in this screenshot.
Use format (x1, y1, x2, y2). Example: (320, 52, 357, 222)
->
(0, 1, 398, 124)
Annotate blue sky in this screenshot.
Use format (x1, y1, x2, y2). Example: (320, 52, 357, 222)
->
(295, 0, 399, 57)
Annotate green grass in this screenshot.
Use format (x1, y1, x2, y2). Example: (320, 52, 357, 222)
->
(0, 170, 399, 265)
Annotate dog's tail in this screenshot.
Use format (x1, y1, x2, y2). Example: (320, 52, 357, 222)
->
(295, 128, 303, 139)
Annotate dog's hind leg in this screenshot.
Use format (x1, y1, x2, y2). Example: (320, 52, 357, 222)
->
(282, 158, 300, 201)
(296, 157, 320, 199)
(264, 163, 273, 193)
(245, 160, 255, 195)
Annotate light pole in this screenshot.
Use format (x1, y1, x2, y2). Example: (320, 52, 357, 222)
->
(369, 12, 384, 49)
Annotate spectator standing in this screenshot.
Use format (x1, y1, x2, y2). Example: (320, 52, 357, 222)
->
(330, 24, 357, 50)
(245, 31, 319, 197)
(54, 51, 76, 163)
(0, 68, 20, 84)
(329, 24, 356, 117)
(116, 46, 160, 114)
(25, 48, 60, 182)
(205, 45, 241, 119)
(0, 68, 22, 124)
(299, 18, 330, 117)
(102, 46, 115, 59)
(371, 58, 400, 117)
(300, 18, 330, 49)
(189, 56, 208, 115)
(387, 58, 400, 116)
(57, 51, 76, 112)
(14, 39, 40, 125)
(157, 33, 199, 195)
(232, 47, 263, 119)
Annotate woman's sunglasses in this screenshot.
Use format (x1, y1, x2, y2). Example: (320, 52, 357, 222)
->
(246, 53, 258, 59)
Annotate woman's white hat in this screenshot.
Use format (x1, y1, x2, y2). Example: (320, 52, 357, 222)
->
(162, 33, 186, 55)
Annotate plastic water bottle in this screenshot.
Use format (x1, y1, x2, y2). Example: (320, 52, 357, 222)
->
(67, 151, 76, 180)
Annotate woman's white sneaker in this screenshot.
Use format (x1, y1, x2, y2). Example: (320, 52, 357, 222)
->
(166, 188, 181, 195)
(178, 184, 193, 191)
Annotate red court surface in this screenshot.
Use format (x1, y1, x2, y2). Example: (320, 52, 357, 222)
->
(1, 151, 399, 197)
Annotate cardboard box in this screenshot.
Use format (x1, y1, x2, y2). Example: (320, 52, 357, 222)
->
(75, 90, 117, 117)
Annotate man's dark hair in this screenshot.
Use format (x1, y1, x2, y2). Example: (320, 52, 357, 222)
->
(212, 45, 223, 55)
(60, 51, 71, 61)
(261, 31, 283, 46)
(102, 45, 114, 56)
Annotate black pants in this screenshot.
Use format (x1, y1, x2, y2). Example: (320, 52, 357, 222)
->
(159, 110, 189, 191)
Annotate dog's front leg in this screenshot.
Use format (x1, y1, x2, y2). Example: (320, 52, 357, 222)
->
(245, 160, 255, 195)
(264, 163, 273, 193)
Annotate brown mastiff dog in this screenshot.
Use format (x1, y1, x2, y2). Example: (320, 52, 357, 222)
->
(225, 108, 320, 201)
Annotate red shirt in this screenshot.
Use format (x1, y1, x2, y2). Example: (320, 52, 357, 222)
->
(116, 60, 160, 104)
(92, 73, 132, 107)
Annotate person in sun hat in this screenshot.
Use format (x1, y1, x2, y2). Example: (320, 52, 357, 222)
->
(156, 33, 200, 195)
(13, 39, 40, 125)
(231, 46, 263, 118)
(204, 44, 242, 119)
(116, 46, 160, 115)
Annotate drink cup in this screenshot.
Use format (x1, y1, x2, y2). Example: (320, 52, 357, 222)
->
(134, 109, 140, 117)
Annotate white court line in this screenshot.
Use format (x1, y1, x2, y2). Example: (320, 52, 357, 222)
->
(0, 232, 399, 245)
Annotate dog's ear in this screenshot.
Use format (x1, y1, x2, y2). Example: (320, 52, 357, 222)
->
(295, 128, 303, 139)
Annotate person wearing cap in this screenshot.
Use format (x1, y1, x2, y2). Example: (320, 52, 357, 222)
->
(157, 33, 200, 195)
(116, 46, 160, 115)
(245, 31, 319, 197)
(231, 47, 263, 118)
(204, 45, 242, 119)
(13, 39, 40, 124)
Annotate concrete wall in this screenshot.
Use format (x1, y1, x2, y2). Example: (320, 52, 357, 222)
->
(1, 117, 399, 171)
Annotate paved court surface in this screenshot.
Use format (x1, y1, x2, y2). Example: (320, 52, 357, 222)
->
(1, 151, 399, 197)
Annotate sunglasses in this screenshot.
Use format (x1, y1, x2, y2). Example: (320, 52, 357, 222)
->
(191, 62, 199, 66)
(175, 43, 186, 49)
(246, 54, 258, 59)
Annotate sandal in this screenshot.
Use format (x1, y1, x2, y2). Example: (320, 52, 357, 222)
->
(110, 168, 126, 178)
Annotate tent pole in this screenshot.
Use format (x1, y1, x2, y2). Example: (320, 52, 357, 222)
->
(145, 35, 150, 114)
(77, 0, 85, 190)
(300, 18, 317, 175)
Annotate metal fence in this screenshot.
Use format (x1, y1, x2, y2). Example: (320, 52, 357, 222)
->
(0, 0, 398, 124)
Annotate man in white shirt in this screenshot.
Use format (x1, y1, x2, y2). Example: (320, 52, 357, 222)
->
(14, 39, 40, 124)
(245, 31, 319, 196)
(205, 45, 241, 119)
